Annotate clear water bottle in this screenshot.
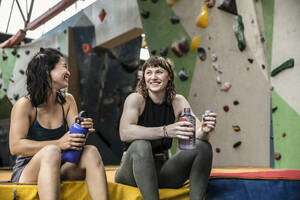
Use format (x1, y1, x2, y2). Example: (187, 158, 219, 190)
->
(178, 108, 196, 150)
(62, 111, 88, 163)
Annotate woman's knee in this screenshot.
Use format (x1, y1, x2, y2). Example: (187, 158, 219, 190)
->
(81, 145, 103, 166)
(40, 145, 61, 165)
(195, 140, 213, 158)
(129, 140, 153, 160)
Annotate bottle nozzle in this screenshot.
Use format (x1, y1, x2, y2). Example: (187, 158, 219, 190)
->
(75, 111, 88, 124)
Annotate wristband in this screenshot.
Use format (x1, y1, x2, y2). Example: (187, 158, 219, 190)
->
(163, 125, 168, 137)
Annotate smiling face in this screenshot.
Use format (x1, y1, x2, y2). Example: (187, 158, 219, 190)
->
(144, 65, 170, 94)
(50, 57, 70, 90)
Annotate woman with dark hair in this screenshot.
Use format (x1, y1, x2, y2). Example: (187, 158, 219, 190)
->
(115, 56, 217, 200)
(9, 48, 108, 200)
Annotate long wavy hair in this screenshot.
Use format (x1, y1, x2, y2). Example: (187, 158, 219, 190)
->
(136, 56, 176, 105)
(26, 48, 66, 107)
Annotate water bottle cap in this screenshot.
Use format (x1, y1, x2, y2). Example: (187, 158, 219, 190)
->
(75, 111, 88, 124)
(205, 110, 212, 116)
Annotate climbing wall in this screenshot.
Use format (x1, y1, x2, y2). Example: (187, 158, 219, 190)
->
(139, 0, 270, 167)
(270, 0, 300, 169)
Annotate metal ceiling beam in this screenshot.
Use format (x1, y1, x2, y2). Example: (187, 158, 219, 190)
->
(26, 0, 77, 31)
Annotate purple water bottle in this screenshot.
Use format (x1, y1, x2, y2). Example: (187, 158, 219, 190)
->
(62, 111, 88, 163)
(178, 108, 196, 150)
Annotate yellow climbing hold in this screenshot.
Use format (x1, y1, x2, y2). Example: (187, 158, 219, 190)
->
(142, 36, 147, 48)
(196, 5, 209, 28)
(190, 36, 200, 51)
(166, 0, 175, 6)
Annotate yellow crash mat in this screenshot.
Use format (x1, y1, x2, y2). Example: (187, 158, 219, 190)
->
(0, 181, 189, 200)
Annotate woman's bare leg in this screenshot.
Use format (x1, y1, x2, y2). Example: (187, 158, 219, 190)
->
(19, 145, 62, 200)
(61, 145, 108, 200)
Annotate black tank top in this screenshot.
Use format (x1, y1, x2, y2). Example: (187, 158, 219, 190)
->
(124, 96, 175, 153)
(26, 104, 67, 141)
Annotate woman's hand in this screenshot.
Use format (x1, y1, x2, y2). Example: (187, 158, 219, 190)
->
(165, 121, 194, 139)
(80, 118, 95, 133)
(201, 112, 217, 133)
(58, 132, 86, 150)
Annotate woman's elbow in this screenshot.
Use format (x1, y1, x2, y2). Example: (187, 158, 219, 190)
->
(119, 129, 131, 142)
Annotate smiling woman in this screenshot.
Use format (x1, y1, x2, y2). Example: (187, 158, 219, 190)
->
(115, 56, 217, 200)
(9, 48, 108, 200)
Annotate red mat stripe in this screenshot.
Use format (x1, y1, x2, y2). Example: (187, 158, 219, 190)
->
(210, 170, 300, 180)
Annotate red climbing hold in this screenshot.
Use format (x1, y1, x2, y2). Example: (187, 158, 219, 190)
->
(99, 9, 106, 22)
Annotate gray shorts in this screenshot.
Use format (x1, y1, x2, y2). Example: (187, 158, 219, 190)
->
(11, 156, 32, 183)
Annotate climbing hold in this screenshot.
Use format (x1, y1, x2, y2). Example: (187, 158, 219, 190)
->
(166, 0, 176, 7)
(271, 58, 294, 77)
(272, 106, 278, 113)
(16, 54, 20, 58)
(25, 50, 30, 55)
(196, 5, 209, 28)
(13, 94, 19, 101)
(99, 9, 106, 22)
(223, 105, 229, 112)
(232, 125, 240, 132)
(2, 50, 8, 60)
(274, 152, 281, 160)
(170, 15, 180, 24)
(220, 82, 232, 92)
(178, 68, 189, 81)
(142, 36, 147, 48)
(3, 88, 7, 92)
(82, 43, 92, 54)
(248, 58, 254, 64)
(11, 49, 17, 56)
(64, 29, 67, 34)
(261, 64, 265, 69)
(215, 148, 221, 153)
(216, 75, 221, 84)
(204, 0, 216, 8)
(233, 100, 239, 105)
(178, 37, 189, 53)
(233, 141, 242, 148)
(190, 36, 200, 51)
(233, 15, 246, 51)
(260, 36, 265, 43)
(160, 46, 169, 57)
(9, 78, 14, 83)
(270, 86, 274, 91)
(211, 53, 217, 62)
(150, 50, 156, 55)
(197, 48, 206, 61)
(218, 0, 237, 15)
(171, 42, 182, 57)
(19, 69, 25, 75)
(152, 0, 159, 3)
(0, 83, 2, 89)
(282, 132, 286, 137)
(246, 67, 250, 71)
(212, 63, 220, 72)
(141, 9, 150, 19)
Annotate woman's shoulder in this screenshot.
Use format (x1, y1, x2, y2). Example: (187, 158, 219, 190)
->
(173, 94, 187, 104)
(12, 96, 33, 113)
(125, 92, 145, 106)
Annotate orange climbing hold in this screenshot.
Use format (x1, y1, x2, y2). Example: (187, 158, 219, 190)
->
(190, 36, 200, 51)
(82, 43, 92, 54)
(196, 5, 209, 28)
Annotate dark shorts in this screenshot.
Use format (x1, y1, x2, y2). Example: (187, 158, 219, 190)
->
(11, 156, 33, 183)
